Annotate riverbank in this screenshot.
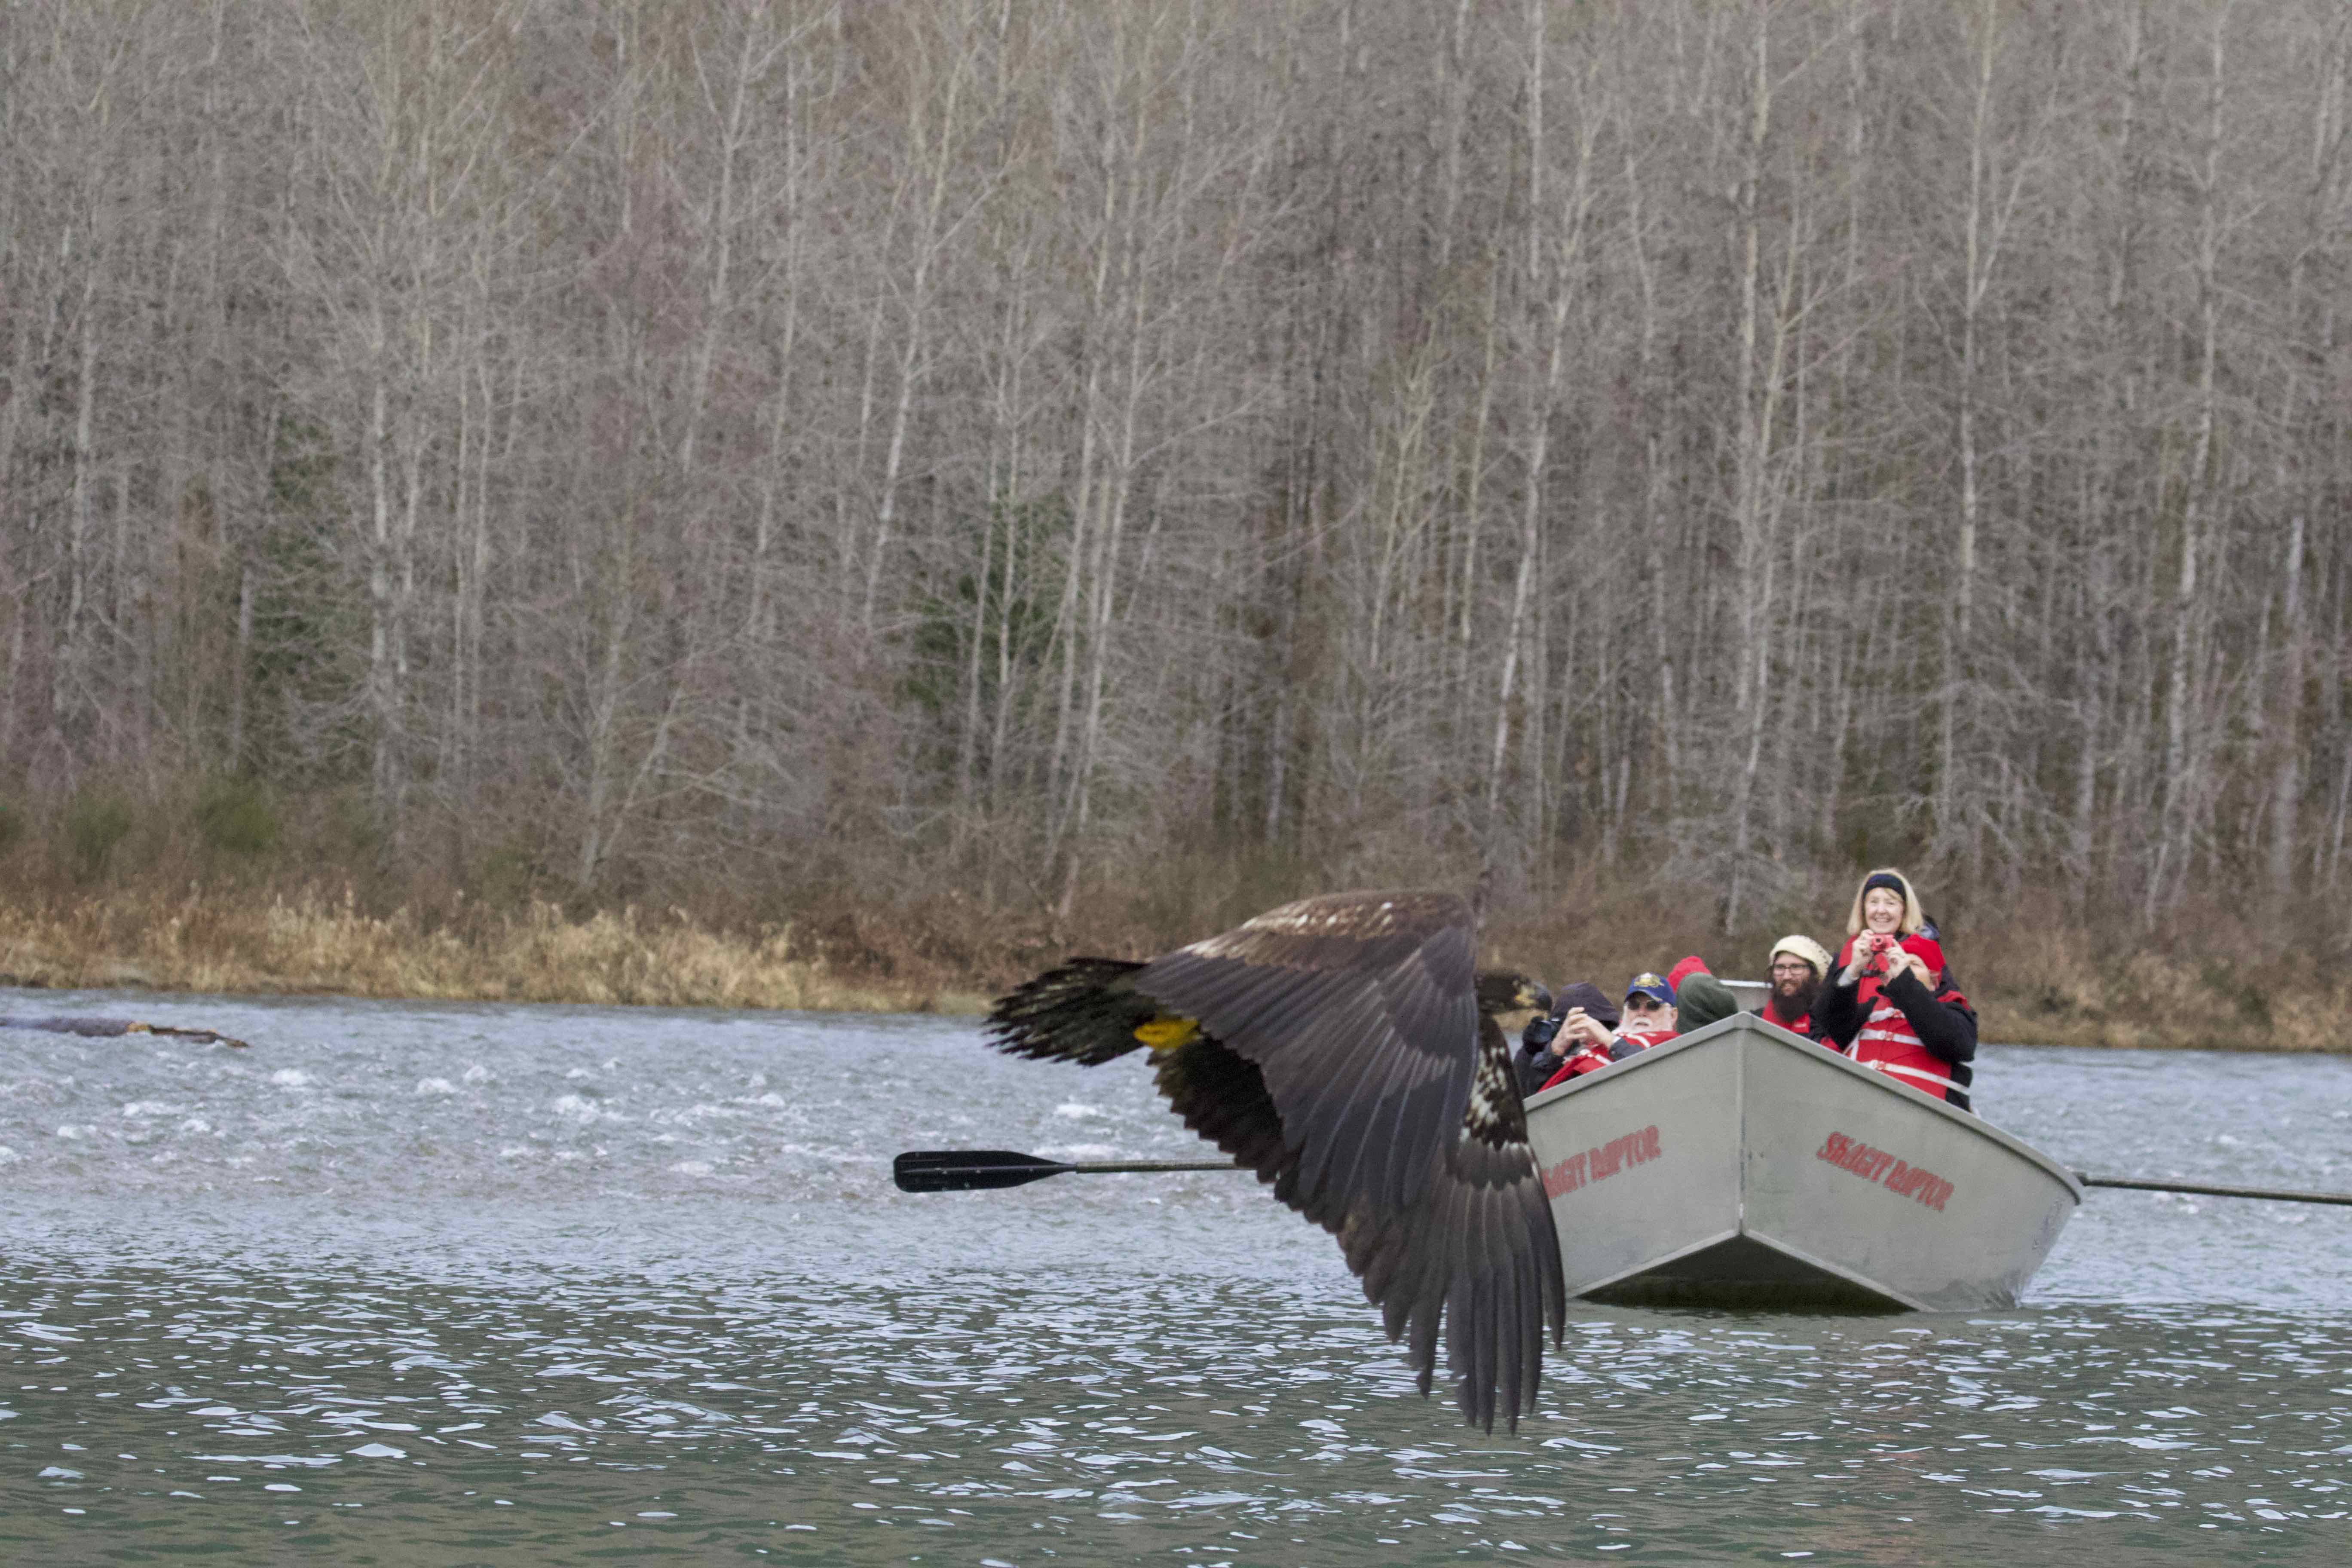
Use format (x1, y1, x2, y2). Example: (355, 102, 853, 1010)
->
(0, 886, 990, 1017)
(2, 877, 2343, 1053)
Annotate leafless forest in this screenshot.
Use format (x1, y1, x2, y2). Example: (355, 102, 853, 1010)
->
(3, 0, 2349, 965)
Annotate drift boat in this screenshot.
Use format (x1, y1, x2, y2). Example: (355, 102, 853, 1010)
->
(1523, 1011, 2080, 1311)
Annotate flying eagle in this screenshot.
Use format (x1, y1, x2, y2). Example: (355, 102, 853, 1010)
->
(986, 889, 1564, 1431)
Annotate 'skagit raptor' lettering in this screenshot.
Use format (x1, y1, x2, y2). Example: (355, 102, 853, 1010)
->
(1814, 1131, 1954, 1212)
(1541, 1124, 1662, 1199)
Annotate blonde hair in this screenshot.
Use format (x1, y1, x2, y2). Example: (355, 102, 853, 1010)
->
(1845, 868, 1924, 938)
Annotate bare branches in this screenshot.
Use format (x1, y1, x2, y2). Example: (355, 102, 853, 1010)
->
(0, 0, 2349, 934)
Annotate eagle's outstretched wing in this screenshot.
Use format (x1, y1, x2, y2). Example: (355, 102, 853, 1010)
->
(985, 889, 1564, 1430)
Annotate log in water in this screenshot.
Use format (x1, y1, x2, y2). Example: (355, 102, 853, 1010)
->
(2, 991, 2348, 1560)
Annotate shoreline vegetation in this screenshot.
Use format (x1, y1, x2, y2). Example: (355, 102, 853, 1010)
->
(3, 868, 2343, 1056)
(8, 3, 2352, 1072)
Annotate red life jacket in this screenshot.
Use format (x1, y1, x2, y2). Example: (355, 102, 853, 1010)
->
(1537, 1027, 1677, 1092)
(1831, 934, 1945, 1009)
(1537, 1052, 1599, 1090)
(1847, 988, 1968, 1101)
(1828, 934, 1964, 1098)
(1831, 935, 1890, 1012)
(1761, 998, 1812, 1037)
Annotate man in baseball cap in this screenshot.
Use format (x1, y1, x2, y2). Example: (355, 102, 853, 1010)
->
(1606, 972, 1679, 1052)
(1623, 971, 1673, 1011)
(1762, 934, 1832, 1039)
(1534, 971, 1680, 1090)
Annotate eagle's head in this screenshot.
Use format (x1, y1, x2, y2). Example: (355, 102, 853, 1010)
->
(1474, 971, 1551, 1036)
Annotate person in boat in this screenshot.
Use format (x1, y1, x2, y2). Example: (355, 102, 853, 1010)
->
(1759, 934, 1832, 1038)
(1535, 972, 1675, 1088)
(1914, 916, 1963, 990)
(1663, 953, 1710, 997)
(1517, 981, 1618, 1095)
(1535, 967, 1741, 1089)
(1811, 869, 1978, 1110)
(1672, 969, 1740, 1032)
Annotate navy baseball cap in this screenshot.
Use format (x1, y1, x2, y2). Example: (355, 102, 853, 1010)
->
(1624, 972, 1672, 1008)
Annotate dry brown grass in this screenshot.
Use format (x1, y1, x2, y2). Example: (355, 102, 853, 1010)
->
(1961, 901, 2352, 1053)
(2, 864, 2344, 1051)
(0, 886, 987, 1015)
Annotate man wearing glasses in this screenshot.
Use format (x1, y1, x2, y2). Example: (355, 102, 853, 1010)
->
(1761, 935, 1833, 1041)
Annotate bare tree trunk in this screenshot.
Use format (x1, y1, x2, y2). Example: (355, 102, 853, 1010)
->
(1617, 123, 1672, 831)
(1936, 0, 2047, 877)
(952, 490, 997, 862)
(1453, 259, 1502, 737)
(865, 8, 975, 637)
(1939, 0, 1996, 867)
(1720, 0, 1775, 930)
(1484, 0, 1553, 843)
(2267, 25, 2348, 896)
(1060, 4, 1201, 919)
(56, 266, 101, 733)
(366, 356, 400, 828)
(229, 560, 254, 773)
(2147, 4, 2231, 926)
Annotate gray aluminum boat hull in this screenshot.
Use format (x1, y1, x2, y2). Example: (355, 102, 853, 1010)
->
(1523, 1012, 2080, 1311)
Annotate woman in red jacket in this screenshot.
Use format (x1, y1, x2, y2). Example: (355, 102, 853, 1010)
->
(1812, 870, 1978, 1111)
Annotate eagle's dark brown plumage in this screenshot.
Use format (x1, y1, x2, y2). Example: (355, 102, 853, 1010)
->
(985, 889, 1564, 1431)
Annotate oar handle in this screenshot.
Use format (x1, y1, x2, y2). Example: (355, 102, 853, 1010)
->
(2076, 1172, 2352, 1207)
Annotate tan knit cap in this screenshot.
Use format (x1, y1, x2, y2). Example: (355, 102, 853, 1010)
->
(1770, 934, 1834, 977)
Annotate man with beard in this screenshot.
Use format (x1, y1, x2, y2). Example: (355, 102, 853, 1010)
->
(1760, 934, 1832, 1040)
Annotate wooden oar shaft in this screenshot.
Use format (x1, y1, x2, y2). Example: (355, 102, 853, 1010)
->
(2077, 1173, 2352, 1207)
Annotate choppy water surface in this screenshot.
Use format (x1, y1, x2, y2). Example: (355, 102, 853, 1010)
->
(2, 993, 2348, 1564)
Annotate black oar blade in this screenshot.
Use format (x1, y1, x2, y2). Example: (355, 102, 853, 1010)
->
(894, 1149, 1071, 1193)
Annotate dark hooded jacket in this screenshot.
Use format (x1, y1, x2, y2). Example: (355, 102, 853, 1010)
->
(1519, 982, 1620, 1096)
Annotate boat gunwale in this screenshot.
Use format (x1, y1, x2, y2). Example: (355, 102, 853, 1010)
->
(1522, 1011, 2086, 1204)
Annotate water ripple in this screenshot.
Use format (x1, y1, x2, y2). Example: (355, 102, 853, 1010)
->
(2, 992, 2349, 1560)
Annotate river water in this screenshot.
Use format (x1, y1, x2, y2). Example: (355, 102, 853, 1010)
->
(1, 992, 2347, 1564)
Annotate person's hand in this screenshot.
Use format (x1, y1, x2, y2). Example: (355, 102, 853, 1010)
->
(1562, 1008, 1617, 1050)
(1889, 948, 1932, 988)
(1522, 1013, 1561, 1056)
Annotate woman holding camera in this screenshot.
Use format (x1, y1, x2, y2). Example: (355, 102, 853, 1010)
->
(1811, 869, 1978, 1111)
